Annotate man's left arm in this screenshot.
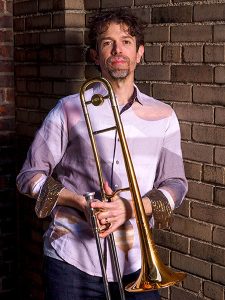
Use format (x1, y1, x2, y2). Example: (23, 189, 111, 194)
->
(144, 111, 188, 228)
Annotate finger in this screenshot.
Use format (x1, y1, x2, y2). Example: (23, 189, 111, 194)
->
(99, 223, 117, 238)
(99, 216, 115, 225)
(91, 200, 109, 210)
(103, 181, 113, 194)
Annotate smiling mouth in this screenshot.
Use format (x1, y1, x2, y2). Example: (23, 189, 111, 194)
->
(108, 56, 129, 65)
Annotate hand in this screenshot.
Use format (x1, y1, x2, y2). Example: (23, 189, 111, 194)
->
(91, 182, 133, 238)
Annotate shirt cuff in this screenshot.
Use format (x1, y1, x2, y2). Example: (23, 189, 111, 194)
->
(31, 174, 47, 198)
(158, 188, 175, 210)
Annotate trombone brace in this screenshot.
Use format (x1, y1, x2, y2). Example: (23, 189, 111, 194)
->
(35, 176, 64, 218)
(144, 189, 173, 229)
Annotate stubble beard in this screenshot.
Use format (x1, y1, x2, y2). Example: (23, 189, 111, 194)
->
(106, 56, 130, 80)
(108, 69, 129, 80)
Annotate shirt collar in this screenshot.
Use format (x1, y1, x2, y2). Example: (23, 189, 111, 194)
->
(94, 82, 143, 114)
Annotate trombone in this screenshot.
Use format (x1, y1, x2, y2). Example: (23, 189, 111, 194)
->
(79, 77, 186, 300)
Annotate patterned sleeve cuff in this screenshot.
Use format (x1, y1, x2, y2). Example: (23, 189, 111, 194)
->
(35, 176, 64, 218)
(144, 188, 173, 229)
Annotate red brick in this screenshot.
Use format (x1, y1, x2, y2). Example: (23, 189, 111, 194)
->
(193, 124, 225, 146)
(136, 0, 170, 4)
(145, 26, 170, 42)
(40, 97, 58, 111)
(13, 17, 25, 32)
(152, 6, 192, 24)
(183, 45, 203, 63)
(0, 15, 13, 28)
(5, 89, 14, 103)
(39, 0, 54, 12)
(162, 45, 181, 62)
(187, 181, 213, 203)
(213, 227, 225, 247)
(15, 65, 38, 78)
(194, 4, 225, 22)
(212, 265, 225, 285)
(191, 239, 225, 266)
(6, 1, 13, 14)
(13, 0, 38, 16)
(171, 65, 213, 83)
(215, 66, 225, 84)
(171, 286, 201, 300)
(0, 30, 13, 42)
(171, 251, 211, 279)
(144, 45, 161, 62)
(203, 164, 225, 185)
(64, 0, 84, 9)
(0, 104, 14, 117)
(204, 45, 225, 63)
(16, 96, 39, 109)
(84, 0, 100, 9)
(191, 202, 225, 227)
(182, 141, 213, 164)
(183, 274, 202, 294)
(0, 0, 4, 12)
(215, 147, 225, 166)
(65, 47, 84, 62)
(135, 65, 170, 81)
(214, 24, 225, 42)
(132, 8, 151, 24)
(171, 25, 212, 42)
(172, 215, 212, 242)
(0, 45, 13, 60)
(0, 118, 14, 131)
(40, 65, 84, 79)
(25, 15, 51, 30)
(153, 83, 192, 102)
(204, 281, 224, 300)
(101, 0, 133, 8)
(215, 187, 225, 207)
(174, 103, 213, 123)
(184, 161, 202, 181)
(180, 122, 192, 140)
(14, 32, 39, 46)
(53, 13, 85, 28)
(0, 76, 13, 87)
(193, 85, 225, 105)
(153, 229, 188, 253)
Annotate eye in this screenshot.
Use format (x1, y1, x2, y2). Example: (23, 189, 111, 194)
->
(102, 40, 112, 47)
(123, 39, 132, 45)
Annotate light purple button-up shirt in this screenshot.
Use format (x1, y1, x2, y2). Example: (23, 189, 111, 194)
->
(17, 83, 187, 281)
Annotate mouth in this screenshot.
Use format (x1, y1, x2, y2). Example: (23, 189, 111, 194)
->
(107, 56, 129, 66)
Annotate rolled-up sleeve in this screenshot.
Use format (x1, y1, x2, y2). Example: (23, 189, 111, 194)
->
(154, 111, 188, 208)
(16, 100, 68, 198)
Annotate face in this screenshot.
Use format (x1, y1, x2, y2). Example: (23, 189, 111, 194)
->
(91, 22, 144, 81)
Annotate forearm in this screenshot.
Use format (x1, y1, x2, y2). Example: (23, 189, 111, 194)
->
(57, 188, 86, 213)
(34, 176, 86, 218)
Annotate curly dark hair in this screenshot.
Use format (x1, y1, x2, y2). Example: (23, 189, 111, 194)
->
(88, 9, 146, 51)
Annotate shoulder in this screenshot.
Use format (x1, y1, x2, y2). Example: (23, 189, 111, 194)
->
(135, 89, 174, 121)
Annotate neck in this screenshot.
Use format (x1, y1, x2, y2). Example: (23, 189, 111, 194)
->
(105, 77, 135, 105)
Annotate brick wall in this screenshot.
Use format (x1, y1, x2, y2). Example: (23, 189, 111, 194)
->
(0, 0, 16, 299)
(14, 0, 225, 300)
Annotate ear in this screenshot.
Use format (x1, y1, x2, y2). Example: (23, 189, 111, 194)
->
(89, 48, 100, 65)
(136, 45, 144, 64)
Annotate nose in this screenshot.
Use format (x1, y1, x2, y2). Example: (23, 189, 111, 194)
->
(112, 41, 122, 55)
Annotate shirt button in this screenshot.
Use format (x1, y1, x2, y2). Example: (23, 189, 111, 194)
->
(114, 184, 119, 188)
(116, 160, 119, 164)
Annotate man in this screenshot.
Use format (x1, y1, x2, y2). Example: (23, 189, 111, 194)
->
(17, 9, 187, 300)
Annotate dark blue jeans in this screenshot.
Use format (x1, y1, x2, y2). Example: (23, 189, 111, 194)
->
(43, 256, 161, 300)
